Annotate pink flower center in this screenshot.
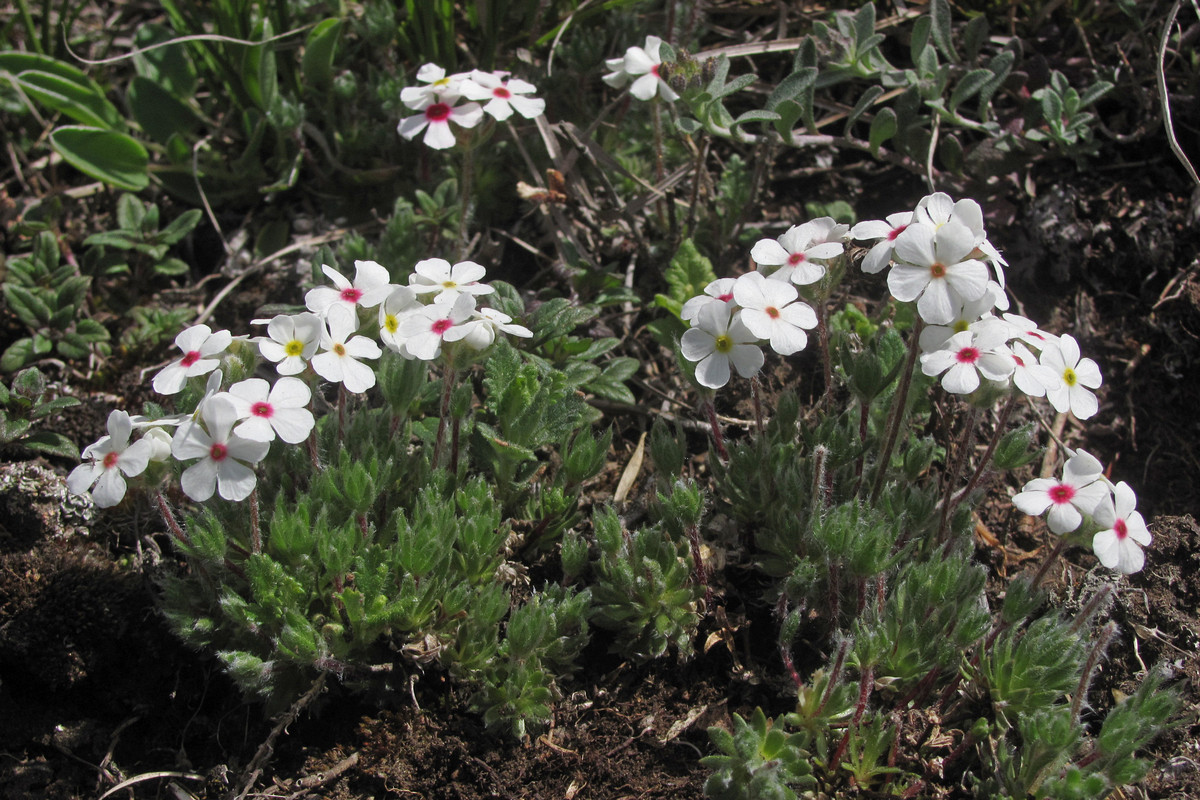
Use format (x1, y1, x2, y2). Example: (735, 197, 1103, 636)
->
(651, 64, 660, 77)
(717, 292, 734, 303)
(787, 252, 808, 266)
(340, 287, 363, 303)
(425, 102, 451, 122)
(431, 318, 453, 335)
(209, 443, 228, 462)
(887, 224, 908, 241)
(1048, 484, 1075, 505)
(103, 451, 120, 469)
(955, 346, 980, 364)
(180, 350, 201, 367)
(766, 306, 780, 319)
(493, 87, 511, 99)
(1013, 354, 1026, 367)
(251, 401, 274, 419)
(930, 262, 947, 279)
(1114, 519, 1128, 539)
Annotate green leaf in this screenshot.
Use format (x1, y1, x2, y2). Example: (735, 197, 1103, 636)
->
(16, 71, 124, 130)
(74, 318, 110, 341)
(0, 52, 93, 85)
(29, 395, 80, 419)
(155, 257, 190, 276)
(50, 126, 149, 191)
(133, 24, 197, 97)
(157, 208, 203, 245)
(128, 76, 201, 144)
(869, 107, 897, 156)
(4, 285, 52, 327)
(767, 68, 817, 111)
(585, 358, 639, 405)
(302, 18, 343, 91)
(844, 85, 884, 136)
(928, 0, 958, 62)
(663, 239, 718, 307)
(21, 430, 82, 459)
(731, 108, 780, 130)
(949, 68, 995, 114)
(1, 338, 35, 371)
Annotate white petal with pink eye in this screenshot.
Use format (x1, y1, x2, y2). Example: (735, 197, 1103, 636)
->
(629, 73, 659, 101)
(888, 264, 932, 303)
(1012, 478, 1056, 516)
(507, 94, 545, 119)
(181, 458, 221, 502)
(398, 113, 429, 140)
(450, 103, 483, 128)
(750, 238, 791, 266)
(423, 120, 457, 149)
(624, 44, 657, 75)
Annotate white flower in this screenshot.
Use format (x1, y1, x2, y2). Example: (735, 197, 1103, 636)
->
(460, 70, 545, 121)
(140, 426, 175, 462)
(1012, 449, 1109, 534)
(397, 91, 484, 150)
(915, 192, 1007, 292)
(396, 293, 477, 361)
(1009, 341, 1063, 398)
(917, 285, 1007, 353)
(681, 278, 738, 323)
(1092, 481, 1151, 574)
(257, 312, 323, 375)
(311, 305, 383, 393)
(680, 302, 764, 389)
(379, 285, 420, 355)
(305, 261, 394, 317)
(603, 36, 678, 102)
(1001, 313, 1057, 352)
(919, 324, 1014, 395)
(152, 325, 233, 395)
(1039, 334, 1103, 420)
(408, 258, 495, 304)
(443, 306, 533, 351)
(732, 272, 817, 356)
(750, 218, 846, 285)
(171, 395, 270, 502)
(400, 63, 466, 108)
(226, 377, 315, 444)
(67, 410, 155, 507)
(850, 212, 913, 274)
(889, 220, 990, 325)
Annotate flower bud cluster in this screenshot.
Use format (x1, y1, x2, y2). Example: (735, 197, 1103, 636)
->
(68, 258, 529, 506)
(398, 64, 546, 149)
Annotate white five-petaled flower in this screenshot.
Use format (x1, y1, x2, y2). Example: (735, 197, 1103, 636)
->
(400, 63, 467, 107)
(152, 325, 233, 395)
(750, 218, 846, 286)
(379, 285, 420, 355)
(889, 220, 990, 325)
(919, 322, 1014, 395)
(1009, 341, 1063, 398)
(1012, 449, 1109, 534)
(1092, 481, 1151, 574)
(460, 70, 545, 121)
(1039, 334, 1103, 420)
(306, 261, 394, 317)
(602, 35, 679, 102)
(681, 277, 738, 323)
(408, 258, 495, 304)
(1002, 313, 1057, 351)
(732, 272, 817, 356)
(257, 312, 323, 375)
(67, 410, 155, 508)
(311, 305, 383, 394)
(397, 293, 477, 361)
(443, 307, 533, 351)
(850, 212, 913, 274)
(172, 395, 269, 502)
(226, 377, 315, 444)
(915, 192, 1007, 295)
(680, 302, 764, 389)
(397, 88, 484, 150)
(916, 284, 1007, 353)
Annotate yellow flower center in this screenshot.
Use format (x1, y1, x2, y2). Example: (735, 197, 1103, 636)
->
(952, 320, 969, 334)
(384, 315, 398, 333)
(1062, 367, 1077, 386)
(285, 339, 305, 357)
(714, 334, 734, 354)
(333, 342, 346, 356)
(442, 280, 458, 289)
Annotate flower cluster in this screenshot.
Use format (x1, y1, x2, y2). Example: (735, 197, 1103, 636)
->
(68, 258, 529, 507)
(603, 35, 679, 103)
(398, 64, 546, 149)
(1013, 449, 1152, 574)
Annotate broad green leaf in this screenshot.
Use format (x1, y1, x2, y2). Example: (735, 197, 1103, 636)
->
(50, 126, 149, 191)
(158, 208, 203, 244)
(128, 76, 201, 144)
(844, 85, 884, 136)
(4, 286, 51, 326)
(29, 396, 80, 419)
(949, 68, 995, 114)
(869, 107, 898, 156)
(133, 23, 197, 97)
(117, 192, 145, 231)
(0, 53, 96, 86)
(302, 19, 343, 91)
(16, 71, 124, 130)
(730, 108, 780, 130)
(155, 257, 191, 276)
(663, 239, 717, 307)
(767, 68, 817, 111)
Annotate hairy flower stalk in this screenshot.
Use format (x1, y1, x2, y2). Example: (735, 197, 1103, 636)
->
(951, 394, 1018, 508)
(1071, 620, 1117, 724)
(703, 395, 729, 462)
(937, 406, 979, 544)
(435, 366, 458, 470)
(870, 318, 925, 503)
